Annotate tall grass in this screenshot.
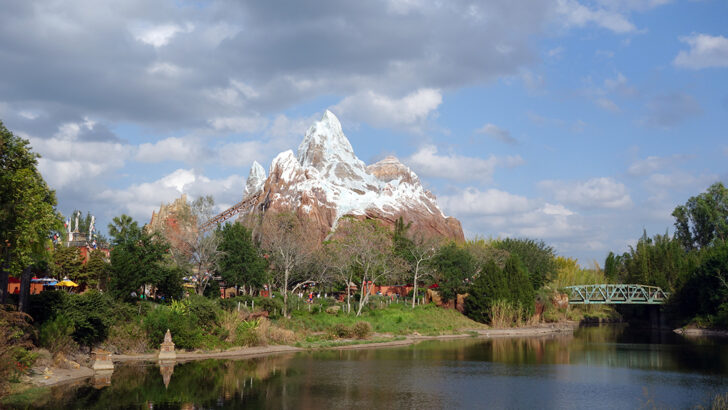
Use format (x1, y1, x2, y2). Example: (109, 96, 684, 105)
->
(489, 300, 538, 328)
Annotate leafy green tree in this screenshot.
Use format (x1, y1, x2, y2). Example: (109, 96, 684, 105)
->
(0, 121, 63, 310)
(107, 214, 140, 245)
(108, 218, 177, 300)
(612, 230, 694, 291)
(430, 241, 475, 301)
(83, 249, 110, 290)
(671, 240, 728, 328)
(464, 260, 504, 323)
(672, 182, 728, 250)
(464, 254, 534, 324)
(217, 223, 267, 293)
(51, 246, 83, 282)
(493, 238, 556, 290)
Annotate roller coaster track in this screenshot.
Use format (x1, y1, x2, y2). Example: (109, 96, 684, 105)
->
(199, 197, 258, 232)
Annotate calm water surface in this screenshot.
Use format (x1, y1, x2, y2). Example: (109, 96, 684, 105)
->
(23, 325, 728, 409)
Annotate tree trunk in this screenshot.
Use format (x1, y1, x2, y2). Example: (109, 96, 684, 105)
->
(282, 267, 289, 317)
(18, 266, 32, 313)
(412, 261, 419, 309)
(0, 267, 8, 305)
(0, 249, 10, 304)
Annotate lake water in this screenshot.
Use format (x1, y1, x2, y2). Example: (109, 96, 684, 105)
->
(20, 325, 728, 409)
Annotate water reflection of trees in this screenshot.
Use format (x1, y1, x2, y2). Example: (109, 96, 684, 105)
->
(35, 328, 728, 408)
(43, 354, 296, 409)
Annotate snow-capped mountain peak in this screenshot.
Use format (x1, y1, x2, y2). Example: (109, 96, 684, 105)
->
(238, 112, 463, 241)
(243, 161, 266, 197)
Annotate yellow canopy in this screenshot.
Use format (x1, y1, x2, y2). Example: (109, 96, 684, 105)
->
(56, 280, 79, 287)
(183, 283, 196, 288)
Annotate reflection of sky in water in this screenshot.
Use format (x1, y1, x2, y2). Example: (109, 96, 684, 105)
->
(35, 326, 728, 410)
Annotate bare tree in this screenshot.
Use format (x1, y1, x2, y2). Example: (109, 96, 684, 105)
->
(408, 235, 440, 308)
(332, 218, 405, 316)
(260, 212, 316, 317)
(324, 239, 357, 314)
(156, 196, 222, 295)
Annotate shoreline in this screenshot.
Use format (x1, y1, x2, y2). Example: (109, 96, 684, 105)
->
(16, 323, 577, 392)
(673, 327, 728, 338)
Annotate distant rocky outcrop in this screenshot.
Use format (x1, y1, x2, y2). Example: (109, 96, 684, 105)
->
(238, 110, 464, 241)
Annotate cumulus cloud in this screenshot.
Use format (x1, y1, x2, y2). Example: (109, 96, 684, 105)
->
(129, 22, 194, 48)
(555, 0, 637, 33)
(539, 177, 632, 209)
(26, 120, 131, 188)
(332, 89, 442, 131)
(476, 123, 518, 145)
(405, 145, 523, 183)
(439, 188, 532, 216)
(209, 115, 269, 134)
(98, 169, 244, 221)
(136, 137, 204, 163)
(438, 187, 584, 243)
(674, 33, 728, 70)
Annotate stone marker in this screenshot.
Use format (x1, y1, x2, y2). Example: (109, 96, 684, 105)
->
(158, 329, 176, 360)
(91, 348, 114, 371)
(159, 360, 176, 389)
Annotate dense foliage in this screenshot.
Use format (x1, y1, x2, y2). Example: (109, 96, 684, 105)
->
(217, 223, 268, 291)
(604, 182, 728, 328)
(0, 121, 62, 309)
(430, 241, 475, 301)
(109, 227, 181, 301)
(464, 255, 534, 323)
(493, 238, 557, 290)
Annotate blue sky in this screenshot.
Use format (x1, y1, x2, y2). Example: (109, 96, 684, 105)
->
(0, 0, 726, 263)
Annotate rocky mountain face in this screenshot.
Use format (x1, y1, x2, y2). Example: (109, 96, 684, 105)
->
(239, 110, 464, 241)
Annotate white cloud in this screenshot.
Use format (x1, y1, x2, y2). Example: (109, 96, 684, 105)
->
(147, 62, 183, 77)
(476, 123, 517, 145)
(539, 177, 632, 209)
(209, 115, 269, 133)
(674, 33, 728, 69)
(405, 145, 523, 182)
(26, 121, 131, 188)
(130, 22, 194, 48)
(332, 88, 442, 131)
(216, 140, 268, 168)
(136, 137, 203, 163)
(439, 188, 532, 216)
(98, 169, 244, 222)
(627, 154, 689, 176)
(555, 0, 637, 33)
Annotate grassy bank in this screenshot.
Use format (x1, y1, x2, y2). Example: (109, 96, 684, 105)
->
(281, 302, 486, 337)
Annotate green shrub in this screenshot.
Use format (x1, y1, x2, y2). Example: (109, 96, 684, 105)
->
(257, 297, 284, 318)
(185, 295, 220, 330)
(28, 290, 67, 324)
(39, 315, 77, 355)
(101, 321, 149, 354)
(0, 307, 36, 393)
(143, 306, 202, 350)
(352, 322, 372, 339)
(330, 323, 352, 338)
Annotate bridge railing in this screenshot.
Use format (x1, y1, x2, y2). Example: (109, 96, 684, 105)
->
(564, 284, 670, 305)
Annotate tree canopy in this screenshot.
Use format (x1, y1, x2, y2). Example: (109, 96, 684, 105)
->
(0, 121, 62, 307)
(672, 182, 728, 250)
(217, 222, 268, 291)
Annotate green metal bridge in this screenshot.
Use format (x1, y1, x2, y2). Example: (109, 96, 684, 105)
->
(564, 284, 670, 305)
